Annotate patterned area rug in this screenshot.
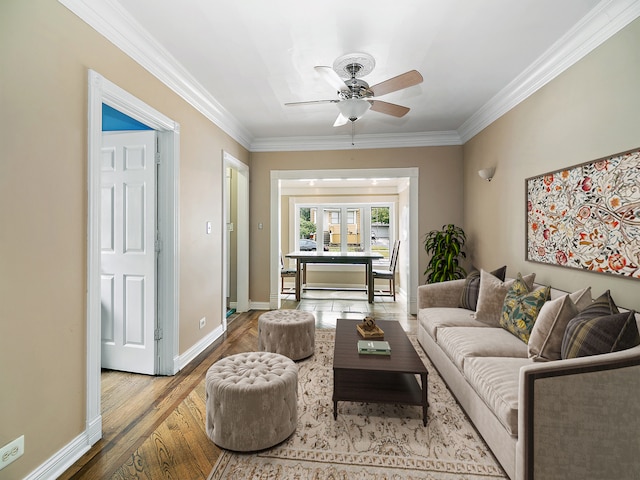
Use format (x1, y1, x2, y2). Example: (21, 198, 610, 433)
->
(209, 330, 507, 479)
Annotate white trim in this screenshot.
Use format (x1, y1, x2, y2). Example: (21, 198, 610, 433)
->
(84, 70, 181, 462)
(270, 167, 418, 314)
(61, 0, 638, 151)
(59, 0, 252, 149)
(157, 129, 181, 376)
(251, 301, 272, 311)
(458, 0, 640, 142)
(222, 151, 250, 325)
(24, 432, 90, 480)
(178, 324, 225, 370)
(250, 131, 462, 152)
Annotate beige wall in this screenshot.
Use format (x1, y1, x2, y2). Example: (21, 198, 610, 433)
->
(0, 1, 248, 477)
(6, 2, 635, 478)
(463, 17, 640, 311)
(250, 147, 465, 303)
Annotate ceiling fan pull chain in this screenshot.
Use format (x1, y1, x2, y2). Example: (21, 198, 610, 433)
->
(351, 121, 355, 146)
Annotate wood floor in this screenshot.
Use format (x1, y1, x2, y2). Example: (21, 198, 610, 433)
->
(60, 295, 412, 480)
(60, 311, 260, 480)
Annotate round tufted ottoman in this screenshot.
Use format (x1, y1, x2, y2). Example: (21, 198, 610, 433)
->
(205, 351, 298, 452)
(258, 310, 315, 360)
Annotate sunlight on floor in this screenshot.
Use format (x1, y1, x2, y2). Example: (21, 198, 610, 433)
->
(279, 290, 415, 333)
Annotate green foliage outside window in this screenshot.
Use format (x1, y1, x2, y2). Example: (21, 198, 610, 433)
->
(300, 218, 316, 238)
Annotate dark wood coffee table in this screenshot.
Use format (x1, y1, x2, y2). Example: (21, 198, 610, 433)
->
(332, 319, 429, 426)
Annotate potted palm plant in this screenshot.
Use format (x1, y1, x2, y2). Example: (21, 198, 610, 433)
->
(423, 224, 467, 283)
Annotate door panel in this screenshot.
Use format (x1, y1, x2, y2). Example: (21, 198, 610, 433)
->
(101, 131, 156, 375)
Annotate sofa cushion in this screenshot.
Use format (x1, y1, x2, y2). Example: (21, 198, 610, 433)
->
(475, 270, 536, 327)
(499, 273, 549, 343)
(418, 307, 489, 341)
(464, 357, 531, 436)
(459, 265, 507, 310)
(437, 326, 529, 371)
(528, 287, 592, 361)
(562, 308, 640, 359)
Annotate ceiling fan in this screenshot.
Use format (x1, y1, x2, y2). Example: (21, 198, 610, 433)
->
(285, 52, 423, 127)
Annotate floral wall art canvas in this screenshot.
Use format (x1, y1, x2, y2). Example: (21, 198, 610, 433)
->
(526, 148, 640, 279)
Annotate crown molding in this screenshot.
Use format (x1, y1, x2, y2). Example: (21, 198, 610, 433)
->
(59, 0, 253, 150)
(250, 130, 462, 152)
(458, 0, 640, 143)
(60, 0, 640, 151)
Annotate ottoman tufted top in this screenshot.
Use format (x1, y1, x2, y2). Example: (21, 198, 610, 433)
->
(260, 309, 314, 324)
(206, 351, 297, 388)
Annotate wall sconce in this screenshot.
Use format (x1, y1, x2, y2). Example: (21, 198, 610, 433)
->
(478, 167, 495, 182)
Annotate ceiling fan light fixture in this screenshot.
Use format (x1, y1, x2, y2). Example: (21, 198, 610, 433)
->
(337, 98, 371, 122)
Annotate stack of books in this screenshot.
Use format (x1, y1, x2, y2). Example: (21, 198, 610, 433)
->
(357, 340, 391, 355)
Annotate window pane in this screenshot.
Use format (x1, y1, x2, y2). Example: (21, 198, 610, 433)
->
(371, 206, 390, 261)
(347, 208, 362, 252)
(298, 207, 317, 251)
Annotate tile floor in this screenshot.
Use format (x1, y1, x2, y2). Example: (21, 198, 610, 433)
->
(279, 289, 416, 333)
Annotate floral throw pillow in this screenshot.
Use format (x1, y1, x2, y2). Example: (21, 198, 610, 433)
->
(475, 270, 536, 327)
(500, 273, 549, 343)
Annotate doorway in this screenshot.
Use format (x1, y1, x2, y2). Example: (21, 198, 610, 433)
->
(270, 168, 419, 315)
(222, 151, 249, 325)
(86, 70, 180, 445)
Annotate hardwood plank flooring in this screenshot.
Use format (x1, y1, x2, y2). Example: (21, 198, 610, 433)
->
(60, 311, 259, 480)
(61, 295, 412, 480)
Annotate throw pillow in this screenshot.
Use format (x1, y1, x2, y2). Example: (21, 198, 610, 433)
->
(500, 273, 549, 343)
(528, 287, 593, 362)
(459, 265, 507, 310)
(528, 295, 578, 361)
(561, 310, 640, 359)
(570, 286, 593, 312)
(474, 269, 536, 327)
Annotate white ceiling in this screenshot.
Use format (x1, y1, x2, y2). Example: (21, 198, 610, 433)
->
(63, 0, 639, 151)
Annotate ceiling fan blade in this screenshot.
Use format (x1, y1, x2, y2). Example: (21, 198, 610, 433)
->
(368, 100, 410, 118)
(370, 70, 423, 97)
(315, 66, 348, 92)
(333, 113, 349, 127)
(285, 99, 339, 106)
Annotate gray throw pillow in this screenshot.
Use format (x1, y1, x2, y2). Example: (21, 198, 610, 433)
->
(459, 265, 507, 311)
(528, 287, 592, 361)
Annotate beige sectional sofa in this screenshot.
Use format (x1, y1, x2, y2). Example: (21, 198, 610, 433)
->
(417, 272, 640, 480)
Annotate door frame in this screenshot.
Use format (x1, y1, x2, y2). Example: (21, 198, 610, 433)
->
(270, 168, 419, 314)
(86, 69, 180, 444)
(222, 151, 249, 324)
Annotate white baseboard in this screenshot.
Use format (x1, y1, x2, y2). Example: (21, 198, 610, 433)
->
(178, 323, 225, 371)
(250, 301, 271, 310)
(25, 431, 91, 480)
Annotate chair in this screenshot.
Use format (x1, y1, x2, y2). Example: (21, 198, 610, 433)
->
(373, 240, 400, 300)
(280, 253, 297, 294)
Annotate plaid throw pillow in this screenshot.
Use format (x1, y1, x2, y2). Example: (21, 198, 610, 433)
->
(459, 265, 506, 310)
(561, 290, 640, 358)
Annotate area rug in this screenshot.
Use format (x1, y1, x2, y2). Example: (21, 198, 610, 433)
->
(209, 330, 507, 479)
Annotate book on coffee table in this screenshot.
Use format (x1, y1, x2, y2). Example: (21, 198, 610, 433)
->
(357, 340, 391, 355)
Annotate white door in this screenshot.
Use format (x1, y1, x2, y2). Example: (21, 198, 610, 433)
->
(101, 131, 157, 375)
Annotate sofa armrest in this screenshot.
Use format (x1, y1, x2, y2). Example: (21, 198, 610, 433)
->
(517, 346, 640, 480)
(417, 279, 465, 309)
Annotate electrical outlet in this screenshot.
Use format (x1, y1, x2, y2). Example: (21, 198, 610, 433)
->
(0, 435, 24, 471)
(199, 317, 206, 329)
